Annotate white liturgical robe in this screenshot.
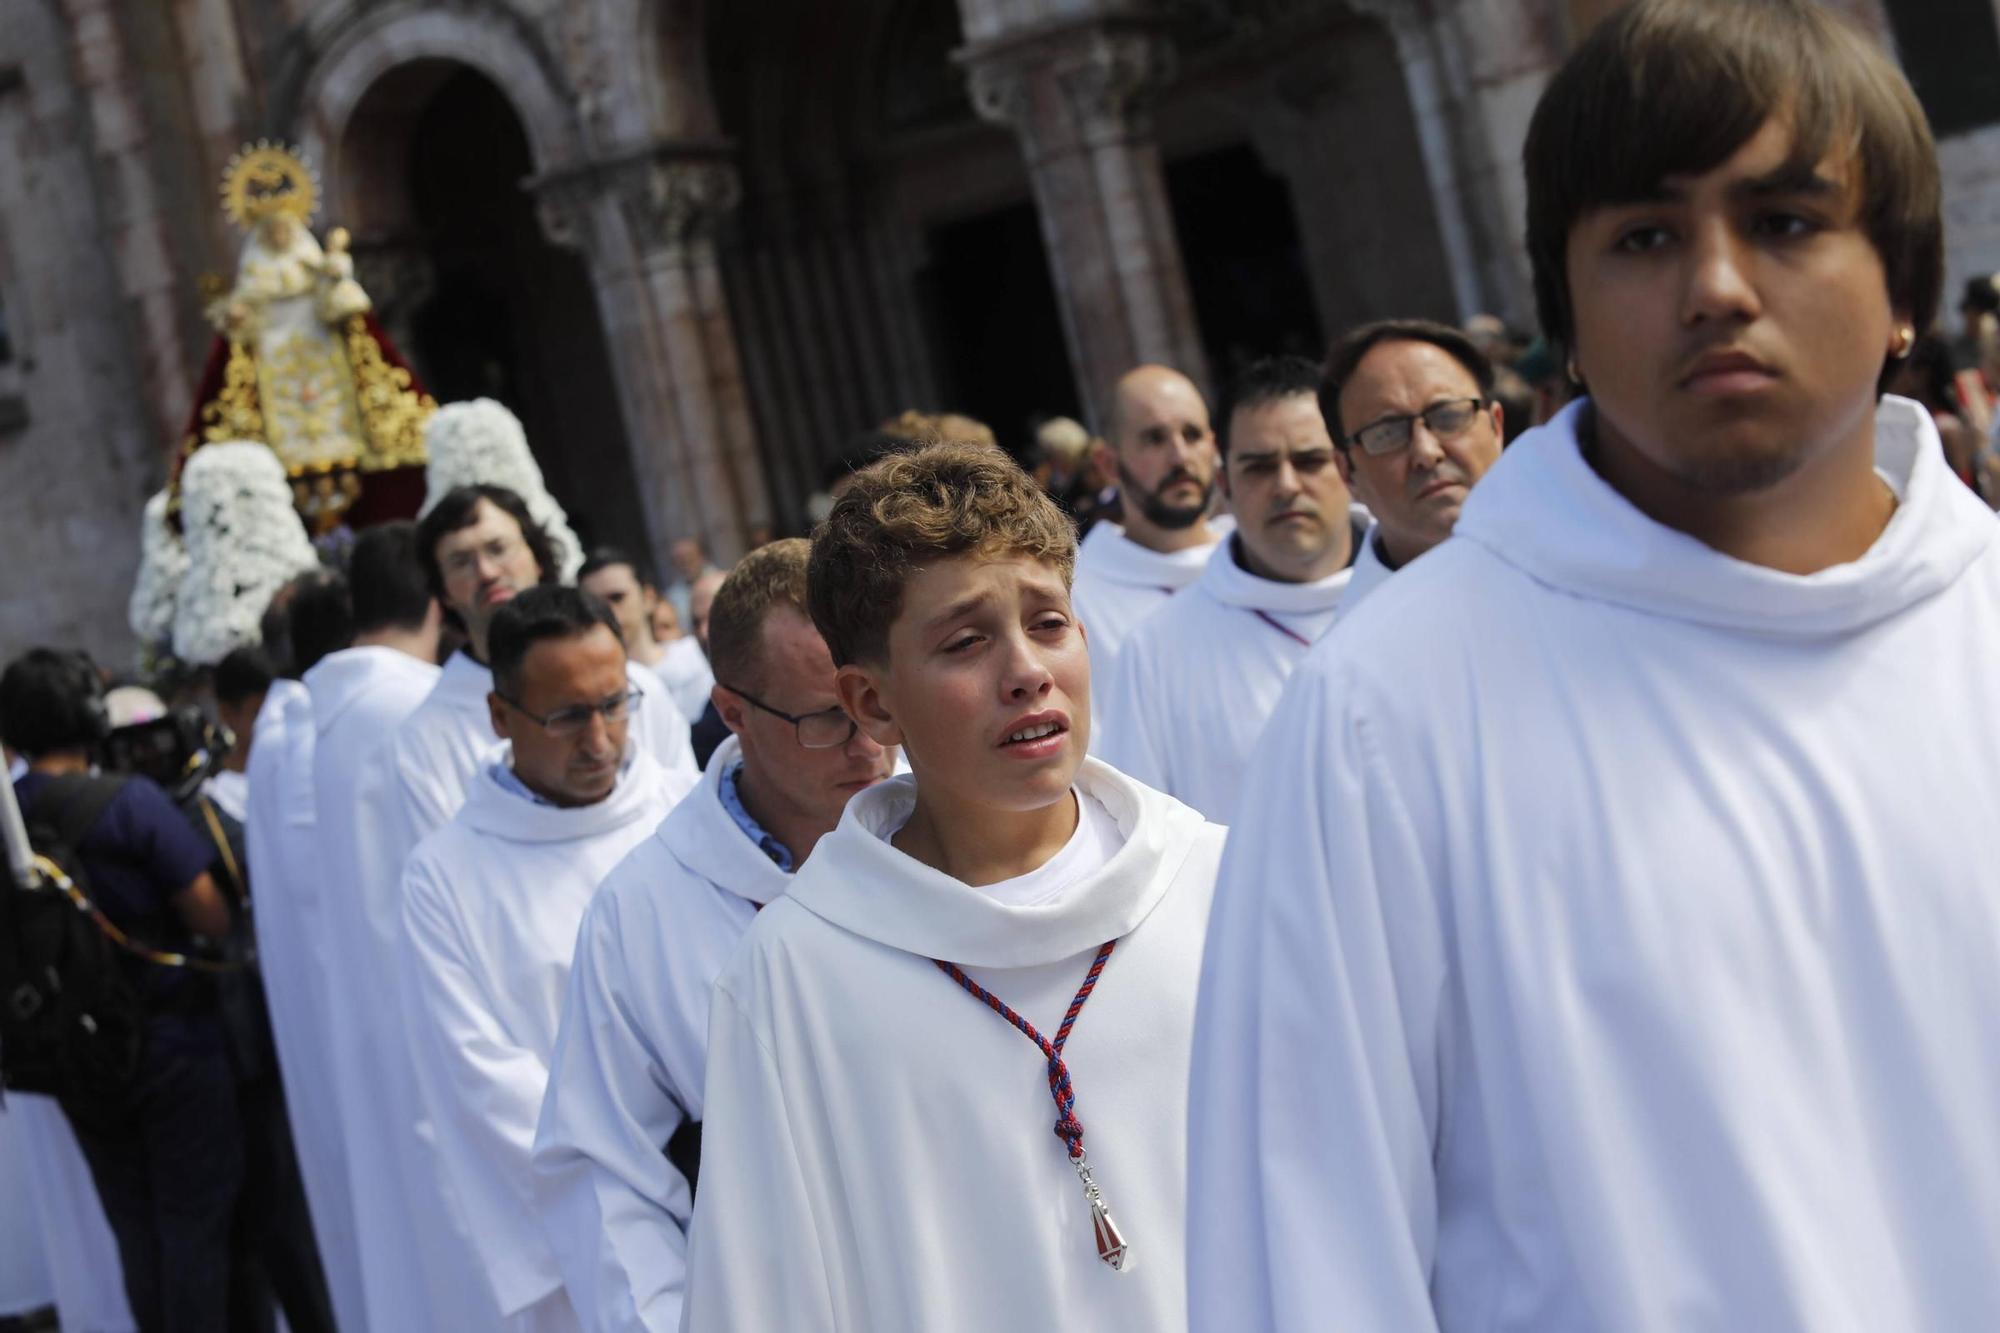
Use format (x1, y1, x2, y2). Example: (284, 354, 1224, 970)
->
(401, 749, 680, 1331)
(1188, 396, 2000, 1332)
(533, 735, 790, 1333)
(244, 681, 373, 1333)
(1098, 521, 1361, 821)
(386, 649, 696, 853)
(652, 636, 715, 728)
(1339, 519, 1397, 615)
(1069, 519, 1222, 662)
(5, 1094, 133, 1332)
(683, 759, 1223, 1331)
(305, 645, 493, 1331)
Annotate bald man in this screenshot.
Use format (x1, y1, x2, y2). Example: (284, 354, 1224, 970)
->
(1072, 366, 1228, 664)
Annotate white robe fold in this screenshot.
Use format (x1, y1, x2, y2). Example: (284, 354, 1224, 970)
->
(1069, 520, 1222, 663)
(243, 680, 374, 1333)
(304, 646, 492, 1331)
(1189, 396, 2000, 1331)
(533, 735, 789, 1333)
(1098, 522, 1360, 821)
(400, 750, 680, 1330)
(652, 637, 715, 729)
(1339, 519, 1397, 614)
(683, 759, 1223, 1332)
(4, 1094, 133, 1332)
(0, 1101, 55, 1318)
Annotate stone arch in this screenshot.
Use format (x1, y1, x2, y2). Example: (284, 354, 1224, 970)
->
(283, 0, 589, 219)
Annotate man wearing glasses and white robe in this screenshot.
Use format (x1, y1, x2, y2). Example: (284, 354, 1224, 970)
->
(533, 541, 896, 1332)
(400, 587, 692, 1332)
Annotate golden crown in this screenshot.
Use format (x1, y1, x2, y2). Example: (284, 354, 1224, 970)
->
(219, 141, 319, 230)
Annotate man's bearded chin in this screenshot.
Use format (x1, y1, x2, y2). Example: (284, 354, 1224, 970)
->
(1120, 462, 1214, 530)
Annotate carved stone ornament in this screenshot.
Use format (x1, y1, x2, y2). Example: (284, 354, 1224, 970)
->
(614, 156, 744, 258)
(960, 18, 1177, 155)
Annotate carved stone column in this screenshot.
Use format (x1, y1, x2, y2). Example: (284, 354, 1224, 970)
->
(1348, 0, 1555, 325)
(532, 141, 771, 565)
(960, 15, 1209, 429)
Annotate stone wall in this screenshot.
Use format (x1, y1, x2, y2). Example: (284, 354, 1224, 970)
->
(0, 0, 158, 667)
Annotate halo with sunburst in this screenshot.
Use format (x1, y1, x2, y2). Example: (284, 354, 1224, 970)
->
(219, 140, 319, 232)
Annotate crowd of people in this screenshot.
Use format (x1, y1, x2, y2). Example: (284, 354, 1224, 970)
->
(5, 1, 2000, 1330)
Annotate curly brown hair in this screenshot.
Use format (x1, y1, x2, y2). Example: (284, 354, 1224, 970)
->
(808, 442, 1077, 666)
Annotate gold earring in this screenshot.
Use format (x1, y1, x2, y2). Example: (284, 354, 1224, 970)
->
(1892, 325, 1917, 359)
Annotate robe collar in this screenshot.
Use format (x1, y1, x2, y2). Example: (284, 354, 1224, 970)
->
(1076, 520, 1222, 592)
(1340, 521, 1399, 614)
(1197, 513, 1364, 616)
(456, 744, 667, 845)
(303, 644, 441, 733)
(786, 757, 1205, 968)
(652, 735, 792, 908)
(1456, 395, 1995, 638)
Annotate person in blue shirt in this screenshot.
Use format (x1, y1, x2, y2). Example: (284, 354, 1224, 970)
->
(3, 648, 239, 1333)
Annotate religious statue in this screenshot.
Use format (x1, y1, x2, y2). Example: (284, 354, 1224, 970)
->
(176, 141, 434, 533)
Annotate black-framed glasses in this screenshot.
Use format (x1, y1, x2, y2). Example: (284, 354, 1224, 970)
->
(495, 687, 640, 738)
(719, 684, 857, 749)
(1347, 397, 1489, 457)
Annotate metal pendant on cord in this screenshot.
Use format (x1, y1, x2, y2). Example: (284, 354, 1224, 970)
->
(932, 938, 1133, 1272)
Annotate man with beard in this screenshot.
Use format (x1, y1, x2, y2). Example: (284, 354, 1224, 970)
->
(1070, 365, 1225, 663)
(1098, 357, 1366, 821)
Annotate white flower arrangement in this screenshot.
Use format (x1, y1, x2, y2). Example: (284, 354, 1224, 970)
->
(128, 489, 189, 647)
(172, 442, 323, 666)
(420, 398, 584, 582)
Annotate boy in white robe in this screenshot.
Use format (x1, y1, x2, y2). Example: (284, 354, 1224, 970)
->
(386, 485, 695, 852)
(1189, 4, 2000, 1329)
(580, 546, 717, 726)
(400, 587, 688, 1333)
(1100, 356, 1366, 821)
(1320, 320, 1506, 615)
(683, 443, 1225, 1331)
(533, 539, 896, 1332)
(1070, 365, 1225, 661)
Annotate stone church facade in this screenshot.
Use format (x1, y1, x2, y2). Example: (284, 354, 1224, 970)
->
(2, 0, 1996, 662)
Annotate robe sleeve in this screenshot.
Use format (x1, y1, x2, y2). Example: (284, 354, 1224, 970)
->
(681, 986, 836, 1332)
(398, 855, 565, 1317)
(533, 886, 695, 1333)
(1093, 632, 1170, 791)
(1186, 652, 1450, 1331)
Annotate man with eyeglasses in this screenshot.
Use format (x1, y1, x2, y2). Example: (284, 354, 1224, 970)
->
(387, 485, 697, 850)
(534, 539, 895, 1333)
(1321, 319, 1505, 611)
(1097, 355, 1368, 821)
(399, 586, 693, 1333)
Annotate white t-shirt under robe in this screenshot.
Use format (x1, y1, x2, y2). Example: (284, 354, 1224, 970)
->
(682, 759, 1224, 1331)
(1188, 396, 2000, 1331)
(401, 749, 681, 1332)
(1099, 523, 1360, 821)
(532, 735, 789, 1333)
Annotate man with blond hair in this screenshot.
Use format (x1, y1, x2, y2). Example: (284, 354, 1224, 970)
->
(535, 540, 896, 1331)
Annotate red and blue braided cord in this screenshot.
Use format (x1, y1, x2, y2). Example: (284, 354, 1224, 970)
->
(934, 938, 1118, 1160)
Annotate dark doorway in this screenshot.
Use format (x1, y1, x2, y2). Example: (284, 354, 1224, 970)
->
(1167, 142, 1323, 384)
(922, 202, 1083, 459)
(400, 69, 649, 558)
